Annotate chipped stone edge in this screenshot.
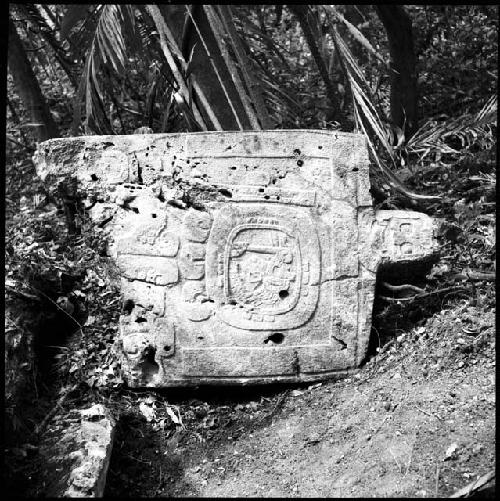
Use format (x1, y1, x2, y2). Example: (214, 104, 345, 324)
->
(63, 404, 116, 498)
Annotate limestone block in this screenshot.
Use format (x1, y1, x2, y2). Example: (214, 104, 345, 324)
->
(117, 254, 178, 285)
(34, 131, 439, 387)
(37, 404, 115, 498)
(63, 404, 115, 498)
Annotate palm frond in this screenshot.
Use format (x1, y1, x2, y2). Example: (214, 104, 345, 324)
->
(474, 94, 497, 126)
(406, 95, 497, 159)
(289, 5, 342, 124)
(217, 5, 271, 129)
(331, 26, 440, 201)
(145, 4, 208, 131)
(232, 6, 303, 127)
(72, 5, 135, 134)
(193, 6, 243, 130)
(324, 6, 388, 68)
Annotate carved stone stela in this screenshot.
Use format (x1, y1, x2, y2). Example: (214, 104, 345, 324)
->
(34, 131, 438, 386)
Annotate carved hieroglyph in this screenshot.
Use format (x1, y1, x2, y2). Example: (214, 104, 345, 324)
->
(34, 131, 439, 387)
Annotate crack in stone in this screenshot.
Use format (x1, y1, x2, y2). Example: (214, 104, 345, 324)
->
(332, 336, 347, 350)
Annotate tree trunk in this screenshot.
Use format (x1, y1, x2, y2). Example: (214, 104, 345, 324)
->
(375, 5, 418, 138)
(8, 18, 59, 141)
(18, 4, 78, 89)
(288, 5, 344, 126)
(157, 4, 255, 130)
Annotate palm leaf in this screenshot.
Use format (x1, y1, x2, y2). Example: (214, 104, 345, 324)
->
(324, 6, 388, 68)
(475, 94, 497, 125)
(406, 95, 497, 158)
(217, 5, 271, 129)
(72, 5, 135, 134)
(60, 4, 94, 39)
(331, 26, 440, 201)
(201, 5, 256, 130)
(145, 5, 207, 131)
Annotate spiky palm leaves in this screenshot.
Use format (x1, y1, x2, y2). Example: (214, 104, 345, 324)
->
(63, 4, 272, 134)
(405, 95, 497, 162)
(60, 4, 494, 202)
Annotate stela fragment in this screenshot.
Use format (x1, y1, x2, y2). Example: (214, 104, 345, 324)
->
(34, 130, 439, 387)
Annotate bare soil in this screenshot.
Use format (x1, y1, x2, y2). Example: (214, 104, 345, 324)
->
(103, 300, 495, 498)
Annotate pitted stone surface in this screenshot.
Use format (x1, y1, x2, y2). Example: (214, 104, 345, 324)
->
(34, 131, 439, 387)
(39, 404, 115, 498)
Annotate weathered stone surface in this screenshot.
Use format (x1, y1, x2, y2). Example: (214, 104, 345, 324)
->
(64, 405, 115, 498)
(34, 131, 439, 386)
(39, 404, 115, 498)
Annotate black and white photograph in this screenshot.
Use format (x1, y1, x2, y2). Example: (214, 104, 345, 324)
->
(4, 4, 496, 497)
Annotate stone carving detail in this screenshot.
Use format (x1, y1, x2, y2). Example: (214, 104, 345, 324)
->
(183, 209, 213, 242)
(226, 223, 299, 313)
(34, 130, 439, 387)
(206, 206, 320, 330)
(213, 184, 316, 206)
(117, 255, 178, 285)
(178, 209, 215, 322)
(181, 281, 213, 322)
(179, 243, 206, 280)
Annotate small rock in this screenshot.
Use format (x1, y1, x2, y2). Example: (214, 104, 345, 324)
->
(472, 444, 483, 455)
(306, 432, 321, 444)
(444, 443, 459, 461)
(308, 382, 323, 390)
(247, 401, 258, 412)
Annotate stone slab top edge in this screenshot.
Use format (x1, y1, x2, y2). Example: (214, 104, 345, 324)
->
(33, 130, 371, 210)
(33, 130, 368, 177)
(37, 129, 364, 140)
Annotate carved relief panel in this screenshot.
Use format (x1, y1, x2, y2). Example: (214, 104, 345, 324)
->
(34, 130, 439, 387)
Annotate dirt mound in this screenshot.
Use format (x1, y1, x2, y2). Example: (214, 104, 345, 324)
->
(104, 302, 495, 497)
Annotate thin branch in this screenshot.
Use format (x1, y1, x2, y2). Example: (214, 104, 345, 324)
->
(29, 286, 83, 329)
(379, 286, 467, 303)
(381, 282, 425, 294)
(415, 405, 443, 421)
